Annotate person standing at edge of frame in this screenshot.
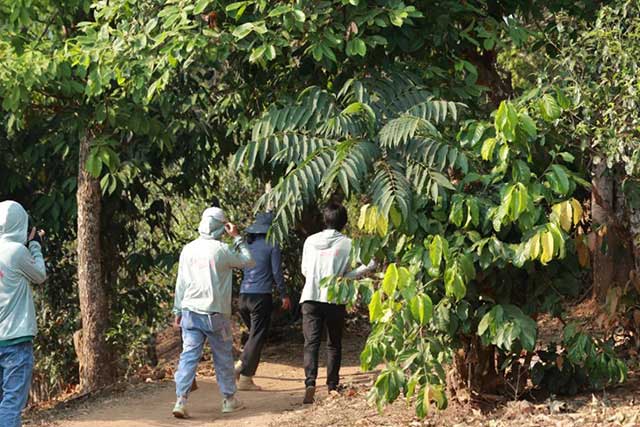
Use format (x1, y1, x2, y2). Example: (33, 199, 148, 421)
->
(172, 206, 255, 419)
(0, 201, 47, 427)
(299, 202, 376, 404)
(234, 212, 291, 390)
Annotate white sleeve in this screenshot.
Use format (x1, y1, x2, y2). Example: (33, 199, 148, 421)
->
(173, 251, 187, 315)
(19, 242, 47, 284)
(343, 259, 377, 279)
(301, 240, 311, 278)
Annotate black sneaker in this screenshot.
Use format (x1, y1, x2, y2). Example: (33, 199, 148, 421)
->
(303, 386, 316, 404)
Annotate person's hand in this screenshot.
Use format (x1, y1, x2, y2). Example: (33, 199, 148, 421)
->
(28, 228, 45, 244)
(173, 315, 182, 329)
(281, 296, 291, 311)
(225, 222, 239, 237)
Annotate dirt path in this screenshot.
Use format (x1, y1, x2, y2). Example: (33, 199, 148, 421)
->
(29, 333, 372, 427)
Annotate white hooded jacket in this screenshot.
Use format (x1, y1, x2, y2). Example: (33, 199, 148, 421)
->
(0, 201, 47, 342)
(300, 229, 376, 304)
(173, 207, 255, 315)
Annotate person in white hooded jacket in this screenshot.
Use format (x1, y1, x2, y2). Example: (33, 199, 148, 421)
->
(300, 202, 376, 404)
(0, 201, 47, 427)
(172, 206, 255, 419)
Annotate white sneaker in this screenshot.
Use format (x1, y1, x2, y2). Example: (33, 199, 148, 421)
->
(238, 375, 262, 391)
(172, 398, 189, 419)
(222, 395, 245, 413)
(234, 360, 243, 380)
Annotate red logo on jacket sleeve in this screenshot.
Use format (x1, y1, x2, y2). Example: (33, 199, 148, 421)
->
(0, 270, 4, 280)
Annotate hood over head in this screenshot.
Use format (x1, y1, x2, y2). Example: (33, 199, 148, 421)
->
(0, 200, 28, 245)
(198, 207, 227, 239)
(310, 229, 346, 250)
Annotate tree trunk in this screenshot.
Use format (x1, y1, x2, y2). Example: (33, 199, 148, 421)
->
(448, 336, 501, 402)
(630, 202, 640, 275)
(591, 164, 635, 301)
(77, 134, 115, 392)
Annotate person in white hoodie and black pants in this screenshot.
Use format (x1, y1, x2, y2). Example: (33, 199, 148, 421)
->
(299, 202, 375, 404)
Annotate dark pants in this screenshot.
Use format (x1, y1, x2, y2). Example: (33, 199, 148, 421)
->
(239, 293, 273, 377)
(302, 301, 346, 390)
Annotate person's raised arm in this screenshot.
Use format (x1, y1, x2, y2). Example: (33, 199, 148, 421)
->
(222, 223, 255, 269)
(19, 230, 47, 284)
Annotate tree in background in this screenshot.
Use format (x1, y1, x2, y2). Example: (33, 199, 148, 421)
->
(500, 0, 640, 313)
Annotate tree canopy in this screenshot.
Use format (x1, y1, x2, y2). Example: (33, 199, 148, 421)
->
(1, 0, 639, 414)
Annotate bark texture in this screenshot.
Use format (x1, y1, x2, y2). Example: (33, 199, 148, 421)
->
(77, 134, 115, 392)
(590, 164, 635, 301)
(448, 336, 501, 402)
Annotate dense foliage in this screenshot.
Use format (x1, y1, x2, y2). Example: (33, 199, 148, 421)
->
(235, 74, 627, 414)
(1, 0, 638, 414)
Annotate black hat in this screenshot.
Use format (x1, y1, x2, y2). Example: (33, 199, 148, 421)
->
(246, 212, 273, 234)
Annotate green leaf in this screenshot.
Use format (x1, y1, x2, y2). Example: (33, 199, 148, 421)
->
(389, 206, 402, 228)
(264, 44, 276, 60)
(353, 38, 366, 56)
(481, 137, 497, 161)
(428, 235, 446, 271)
(85, 151, 103, 178)
(517, 315, 537, 351)
(292, 9, 306, 22)
(232, 23, 254, 39)
(477, 311, 492, 336)
(368, 289, 383, 322)
(519, 112, 537, 137)
(382, 263, 399, 296)
(540, 231, 554, 264)
(410, 294, 433, 325)
(397, 266, 412, 290)
(194, 0, 211, 14)
(444, 265, 466, 301)
(226, 1, 247, 11)
(539, 94, 561, 121)
(268, 4, 291, 17)
(249, 45, 266, 62)
(550, 165, 570, 194)
(430, 171, 456, 190)
(555, 87, 571, 109)
(495, 101, 518, 141)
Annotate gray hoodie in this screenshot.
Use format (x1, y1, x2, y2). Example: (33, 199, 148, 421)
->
(173, 207, 255, 315)
(300, 229, 376, 304)
(0, 201, 47, 342)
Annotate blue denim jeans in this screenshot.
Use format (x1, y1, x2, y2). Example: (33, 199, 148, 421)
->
(0, 342, 34, 427)
(175, 311, 236, 399)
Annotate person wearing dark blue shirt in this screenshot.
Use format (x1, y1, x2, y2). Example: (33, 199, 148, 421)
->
(235, 212, 291, 390)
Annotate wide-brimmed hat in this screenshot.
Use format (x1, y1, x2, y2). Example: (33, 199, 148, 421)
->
(246, 212, 273, 234)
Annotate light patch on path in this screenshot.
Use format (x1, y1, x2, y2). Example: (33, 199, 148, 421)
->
(42, 334, 371, 427)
